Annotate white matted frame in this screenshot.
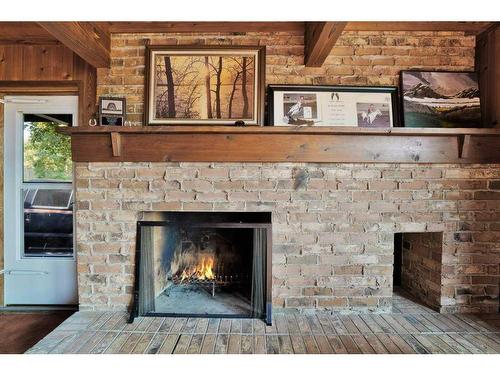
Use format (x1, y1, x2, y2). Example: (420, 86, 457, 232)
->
(268, 84, 400, 128)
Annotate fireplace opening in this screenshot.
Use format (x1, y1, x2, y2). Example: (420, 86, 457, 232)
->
(129, 212, 272, 324)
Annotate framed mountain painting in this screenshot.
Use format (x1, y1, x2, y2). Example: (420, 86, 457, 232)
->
(400, 70, 482, 128)
(144, 45, 265, 125)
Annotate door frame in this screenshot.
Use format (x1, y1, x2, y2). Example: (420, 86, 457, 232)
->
(3, 95, 79, 307)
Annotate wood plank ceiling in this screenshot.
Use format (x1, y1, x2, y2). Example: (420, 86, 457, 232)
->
(0, 21, 497, 68)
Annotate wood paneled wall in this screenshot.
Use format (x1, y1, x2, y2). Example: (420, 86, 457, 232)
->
(0, 45, 73, 80)
(0, 44, 97, 125)
(476, 25, 500, 128)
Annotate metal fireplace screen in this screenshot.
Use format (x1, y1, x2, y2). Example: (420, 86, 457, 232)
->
(129, 213, 271, 324)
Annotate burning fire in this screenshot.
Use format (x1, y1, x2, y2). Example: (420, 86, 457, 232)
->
(179, 255, 216, 282)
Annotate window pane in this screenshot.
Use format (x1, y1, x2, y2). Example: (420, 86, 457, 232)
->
(32, 189, 73, 209)
(23, 188, 73, 257)
(23, 114, 72, 182)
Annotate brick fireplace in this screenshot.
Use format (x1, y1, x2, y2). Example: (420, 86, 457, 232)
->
(74, 162, 500, 314)
(67, 28, 500, 317)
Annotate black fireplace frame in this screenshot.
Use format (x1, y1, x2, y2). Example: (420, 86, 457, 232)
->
(129, 218, 273, 325)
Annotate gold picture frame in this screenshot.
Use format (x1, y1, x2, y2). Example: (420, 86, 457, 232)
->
(144, 45, 266, 126)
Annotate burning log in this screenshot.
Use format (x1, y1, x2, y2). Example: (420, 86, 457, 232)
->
(178, 255, 215, 282)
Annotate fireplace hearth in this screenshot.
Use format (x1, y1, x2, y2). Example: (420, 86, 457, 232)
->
(129, 212, 272, 324)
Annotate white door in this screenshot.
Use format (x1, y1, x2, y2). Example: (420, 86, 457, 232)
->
(3, 96, 78, 305)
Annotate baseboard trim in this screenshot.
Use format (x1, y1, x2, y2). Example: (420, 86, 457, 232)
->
(0, 305, 78, 312)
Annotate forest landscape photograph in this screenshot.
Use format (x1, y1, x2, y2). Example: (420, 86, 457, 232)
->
(151, 51, 257, 123)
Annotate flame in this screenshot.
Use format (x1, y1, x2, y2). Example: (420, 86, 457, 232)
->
(179, 255, 215, 282)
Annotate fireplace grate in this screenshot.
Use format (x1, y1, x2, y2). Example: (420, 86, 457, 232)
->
(170, 273, 249, 297)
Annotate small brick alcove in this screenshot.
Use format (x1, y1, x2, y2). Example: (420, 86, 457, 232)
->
(394, 232, 444, 311)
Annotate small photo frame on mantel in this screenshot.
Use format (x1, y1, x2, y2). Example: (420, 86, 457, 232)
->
(99, 97, 126, 126)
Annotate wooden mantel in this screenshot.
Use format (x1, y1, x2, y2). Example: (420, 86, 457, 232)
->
(59, 126, 500, 164)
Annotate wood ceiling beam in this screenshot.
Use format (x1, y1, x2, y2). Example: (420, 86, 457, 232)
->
(304, 22, 347, 67)
(0, 21, 496, 34)
(105, 21, 495, 35)
(106, 21, 305, 34)
(37, 22, 110, 68)
(344, 21, 497, 34)
(0, 22, 496, 44)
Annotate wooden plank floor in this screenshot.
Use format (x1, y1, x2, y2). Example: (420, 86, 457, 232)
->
(0, 311, 74, 354)
(26, 291, 500, 354)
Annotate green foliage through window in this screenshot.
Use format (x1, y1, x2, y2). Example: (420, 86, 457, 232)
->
(24, 121, 72, 182)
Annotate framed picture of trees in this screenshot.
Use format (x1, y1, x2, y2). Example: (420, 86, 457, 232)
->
(145, 45, 265, 125)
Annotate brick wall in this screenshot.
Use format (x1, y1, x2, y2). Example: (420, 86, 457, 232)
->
(401, 232, 443, 310)
(97, 30, 476, 124)
(81, 31, 500, 314)
(75, 162, 500, 313)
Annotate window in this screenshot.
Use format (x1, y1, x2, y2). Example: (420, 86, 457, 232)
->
(22, 114, 74, 257)
(23, 114, 72, 182)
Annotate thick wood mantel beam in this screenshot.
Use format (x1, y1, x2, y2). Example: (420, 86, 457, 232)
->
(37, 22, 110, 68)
(58, 126, 500, 164)
(304, 22, 347, 67)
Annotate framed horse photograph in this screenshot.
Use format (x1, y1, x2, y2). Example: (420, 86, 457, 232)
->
(268, 85, 399, 128)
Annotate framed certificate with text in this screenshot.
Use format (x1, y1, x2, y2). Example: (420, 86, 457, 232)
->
(268, 85, 399, 128)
